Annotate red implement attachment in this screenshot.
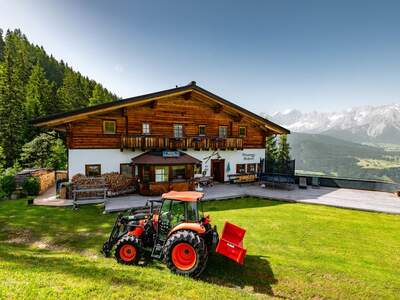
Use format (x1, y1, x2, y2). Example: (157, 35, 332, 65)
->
(216, 222, 247, 265)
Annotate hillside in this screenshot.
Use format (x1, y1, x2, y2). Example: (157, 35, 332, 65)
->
(288, 132, 400, 182)
(0, 28, 118, 167)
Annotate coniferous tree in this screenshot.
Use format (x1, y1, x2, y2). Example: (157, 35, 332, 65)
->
(0, 27, 118, 169)
(277, 134, 291, 162)
(0, 29, 4, 62)
(0, 32, 26, 166)
(89, 83, 116, 106)
(266, 135, 278, 162)
(25, 64, 53, 139)
(57, 68, 87, 110)
(25, 64, 52, 119)
(19, 132, 67, 170)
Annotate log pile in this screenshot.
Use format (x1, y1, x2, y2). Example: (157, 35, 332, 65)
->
(71, 173, 135, 197)
(103, 172, 135, 195)
(37, 171, 55, 194)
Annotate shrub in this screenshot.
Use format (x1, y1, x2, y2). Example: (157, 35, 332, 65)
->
(0, 175, 17, 197)
(22, 176, 40, 196)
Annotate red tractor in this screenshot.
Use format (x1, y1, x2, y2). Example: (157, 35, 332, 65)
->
(102, 191, 246, 277)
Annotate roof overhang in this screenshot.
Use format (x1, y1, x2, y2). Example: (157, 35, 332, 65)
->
(32, 82, 290, 134)
(131, 150, 201, 165)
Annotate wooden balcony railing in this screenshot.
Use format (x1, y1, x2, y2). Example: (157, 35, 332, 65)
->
(120, 134, 244, 151)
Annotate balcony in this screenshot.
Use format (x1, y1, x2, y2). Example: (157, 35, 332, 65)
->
(120, 134, 243, 151)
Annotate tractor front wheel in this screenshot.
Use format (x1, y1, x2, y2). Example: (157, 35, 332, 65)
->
(164, 230, 208, 277)
(115, 235, 142, 265)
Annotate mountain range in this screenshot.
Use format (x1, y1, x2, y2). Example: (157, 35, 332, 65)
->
(263, 104, 400, 144)
(261, 104, 400, 182)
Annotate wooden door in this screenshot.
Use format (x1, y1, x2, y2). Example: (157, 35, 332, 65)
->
(211, 159, 225, 183)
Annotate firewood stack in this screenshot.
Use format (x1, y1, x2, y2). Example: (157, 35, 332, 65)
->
(102, 172, 135, 194)
(71, 173, 136, 197)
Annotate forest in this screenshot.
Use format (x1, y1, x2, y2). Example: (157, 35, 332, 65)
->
(0, 28, 118, 175)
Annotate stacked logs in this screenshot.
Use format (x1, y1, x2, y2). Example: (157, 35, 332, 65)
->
(102, 172, 135, 194)
(71, 173, 135, 197)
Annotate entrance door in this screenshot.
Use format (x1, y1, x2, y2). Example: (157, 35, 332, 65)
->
(211, 159, 225, 183)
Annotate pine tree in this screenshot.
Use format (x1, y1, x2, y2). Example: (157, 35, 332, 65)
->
(277, 134, 291, 162)
(25, 64, 53, 139)
(57, 68, 87, 110)
(19, 132, 67, 170)
(0, 32, 26, 166)
(25, 64, 52, 119)
(89, 83, 116, 106)
(0, 29, 4, 62)
(266, 135, 278, 162)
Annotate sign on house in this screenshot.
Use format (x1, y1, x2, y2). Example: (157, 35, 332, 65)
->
(242, 153, 256, 161)
(162, 150, 180, 158)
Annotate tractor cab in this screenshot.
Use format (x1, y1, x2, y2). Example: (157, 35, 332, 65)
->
(158, 191, 203, 234)
(152, 191, 206, 258)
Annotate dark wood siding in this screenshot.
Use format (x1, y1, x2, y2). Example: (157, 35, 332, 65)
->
(68, 94, 268, 149)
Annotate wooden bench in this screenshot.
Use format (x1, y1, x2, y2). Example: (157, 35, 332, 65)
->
(228, 173, 257, 185)
(72, 177, 107, 209)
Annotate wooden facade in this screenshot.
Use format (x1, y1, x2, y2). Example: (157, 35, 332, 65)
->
(66, 93, 271, 150)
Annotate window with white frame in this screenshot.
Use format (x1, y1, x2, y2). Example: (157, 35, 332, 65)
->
(219, 126, 228, 138)
(142, 123, 150, 134)
(173, 124, 183, 138)
(155, 166, 169, 182)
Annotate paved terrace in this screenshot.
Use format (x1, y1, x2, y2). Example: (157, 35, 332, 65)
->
(34, 183, 400, 214)
(103, 184, 400, 214)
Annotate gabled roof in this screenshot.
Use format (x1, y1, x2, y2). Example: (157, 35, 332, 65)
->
(32, 81, 289, 134)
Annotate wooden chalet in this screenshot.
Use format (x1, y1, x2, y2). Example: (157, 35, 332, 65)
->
(33, 81, 289, 195)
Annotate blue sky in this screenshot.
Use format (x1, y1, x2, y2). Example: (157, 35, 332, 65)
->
(1, 0, 399, 114)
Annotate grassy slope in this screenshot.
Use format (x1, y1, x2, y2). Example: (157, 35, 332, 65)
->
(1, 198, 400, 299)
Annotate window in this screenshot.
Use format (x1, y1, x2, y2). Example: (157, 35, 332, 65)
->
(198, 125, 206, 136)
(170, 201, 186, 226)
(103, 120, 116, 134)
(236, 164, 246, 174)
(186, 202, 198, 222)
(142, 123, 150, 135)
(158, 199, 172, 238)
(194, 164, 202, 175)
(173, 124, 183, 138)
(172, 165, 186, 181)
(85, 164, 101, 177)
(120, 163, 133, 177)
(239, 126, 246, 137)
(219, 126, 228, 138)
(143, 165, 151, 183)
(155, 166, 169, 182)
(247, 163, 256, 173)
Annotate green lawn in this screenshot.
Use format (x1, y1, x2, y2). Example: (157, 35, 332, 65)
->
(1, 198, 400, 299)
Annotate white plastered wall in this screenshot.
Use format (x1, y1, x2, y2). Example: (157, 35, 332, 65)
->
(68, 148, 265, 181)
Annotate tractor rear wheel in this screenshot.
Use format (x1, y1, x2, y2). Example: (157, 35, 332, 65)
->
(115, 235, 142, 265)
(164, 230, 208, 277)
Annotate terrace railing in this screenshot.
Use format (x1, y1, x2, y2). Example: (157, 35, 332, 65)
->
(120, 134, 243, 151)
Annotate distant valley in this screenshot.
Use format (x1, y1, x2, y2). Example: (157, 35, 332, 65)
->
(262, 104, 400, 182)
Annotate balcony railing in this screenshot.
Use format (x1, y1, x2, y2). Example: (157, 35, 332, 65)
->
(121, 134, 243, 151)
